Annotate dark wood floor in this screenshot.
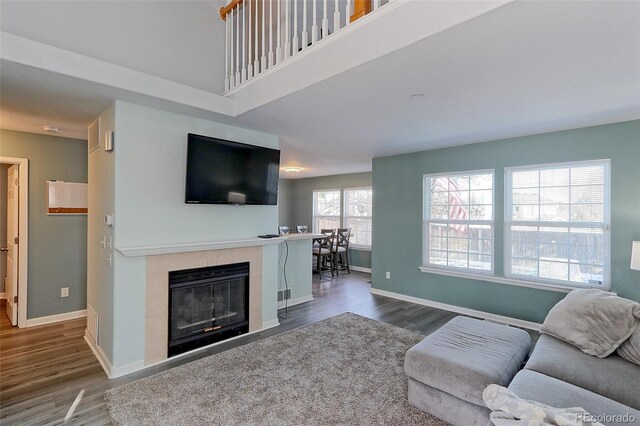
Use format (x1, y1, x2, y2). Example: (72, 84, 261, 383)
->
(0, 272, 463, 425)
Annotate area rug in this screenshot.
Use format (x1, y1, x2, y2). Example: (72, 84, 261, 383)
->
(105, 313, 447, 425)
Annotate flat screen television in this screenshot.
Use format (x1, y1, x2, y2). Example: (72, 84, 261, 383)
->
(185, 133, 280, 205)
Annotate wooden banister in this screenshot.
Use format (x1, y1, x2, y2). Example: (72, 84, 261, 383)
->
(350, 0, 371, 23)
(220, 0, 244, 21)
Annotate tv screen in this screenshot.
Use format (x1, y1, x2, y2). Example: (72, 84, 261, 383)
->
(185, 133, 280, 205)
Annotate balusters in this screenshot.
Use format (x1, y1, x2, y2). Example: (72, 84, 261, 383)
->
(312, 0, 318, 44)
(255, 0, 260, 74)
(333, 0, 340, 34)
(248, 0, 253, 79)
(235, 5, 240, 84)
(322, 0, 328, 39)
(293, 0, 299, 53)
(242, 2, 247, 82)
(284, 0, 290, 59)
(261, 0, 267, 72)
(225, 13, 230, 90)
(224, 0, 390, 91)
(346, 0, 352, 25)
(230, 8, 235, 88)
(302, 0, 308, 50)
(268, 0, 274, 66)
(276, 0, 282, 63)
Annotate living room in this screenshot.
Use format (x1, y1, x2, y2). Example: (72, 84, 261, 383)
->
(1, 0, 639, 425)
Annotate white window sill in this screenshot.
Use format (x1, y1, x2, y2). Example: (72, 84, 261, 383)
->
(417, 267, 609, 293)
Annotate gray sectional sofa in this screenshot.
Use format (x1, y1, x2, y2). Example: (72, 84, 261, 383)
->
(509, 333, 640, 425)
(405, 316, 640, 425)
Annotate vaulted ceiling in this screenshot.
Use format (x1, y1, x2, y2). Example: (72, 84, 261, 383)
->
(1, 0, 638, 178)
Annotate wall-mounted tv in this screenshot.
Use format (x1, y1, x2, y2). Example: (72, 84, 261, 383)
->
(185, 133, 280, 205)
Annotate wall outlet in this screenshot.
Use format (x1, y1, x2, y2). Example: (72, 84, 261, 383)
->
(277, 290, 284, 302)
(385, 272, 391, 279)
(61, 287, 69, 298)
(284, 289, 291, 300)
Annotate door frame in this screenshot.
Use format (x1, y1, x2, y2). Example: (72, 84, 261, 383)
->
(1, 156, 29, 327)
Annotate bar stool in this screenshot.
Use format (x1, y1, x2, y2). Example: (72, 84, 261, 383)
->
(313, 229, 336, 280)
(278, 225, 291, 235)
(334, 228, 351, 274)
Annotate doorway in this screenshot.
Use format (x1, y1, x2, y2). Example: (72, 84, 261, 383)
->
(0, 157, 29, 327)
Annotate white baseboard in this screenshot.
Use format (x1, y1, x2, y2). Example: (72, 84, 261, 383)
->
(370, 288, 541, 331)
(0, 292, 5, 300)
(85, 321, 282, 379)
(350, 266, 371, 273)
(84, 331, 113, 378)
(289, 295, 314, 306)
(26, 309, 87, 327)
(111, 360, 147, 378)
(262, 319, 280, 330)
(84, 331, 144, 379)
(279, 294, 314, 309)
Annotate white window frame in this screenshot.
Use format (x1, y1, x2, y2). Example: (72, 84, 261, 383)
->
(504, 159, 611, 290)
(312, 189, 341, 233)
(422, 169, 495, 275)
(343, 187, 373, 250)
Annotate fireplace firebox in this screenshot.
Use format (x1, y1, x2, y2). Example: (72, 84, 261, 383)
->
(168, 262, 249, 357)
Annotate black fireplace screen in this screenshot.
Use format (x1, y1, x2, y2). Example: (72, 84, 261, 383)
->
(168, 262, 249, 357)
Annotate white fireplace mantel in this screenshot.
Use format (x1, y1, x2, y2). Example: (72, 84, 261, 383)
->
(116, 237, 284, 257)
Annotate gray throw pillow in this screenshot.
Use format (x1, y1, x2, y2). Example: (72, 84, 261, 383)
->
(618, 326, 640, 366)
(541, 289, 640, 358)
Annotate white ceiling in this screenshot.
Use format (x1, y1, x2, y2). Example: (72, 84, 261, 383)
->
(0, 0, 226, 93)
(237, 0, 640, 177)
(1, 0, 639, 178)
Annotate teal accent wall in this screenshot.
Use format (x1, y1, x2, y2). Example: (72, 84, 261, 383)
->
(285, 172, 373, 269)
(372, 120, 640, 324)
(0, 129, 88, 319)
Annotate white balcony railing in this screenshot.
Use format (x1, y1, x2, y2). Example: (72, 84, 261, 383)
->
(221, 0, 394, 92)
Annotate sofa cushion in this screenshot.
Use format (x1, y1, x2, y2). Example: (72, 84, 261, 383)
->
(541, 289, 640, 358)
(525, 334, 640, 410)
(618, 326, 640, 367)
(405, 316, 531, 407)
(509, 370, 640, 426)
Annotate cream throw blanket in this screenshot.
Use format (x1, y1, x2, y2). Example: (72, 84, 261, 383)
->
(483, 385, 604, 426)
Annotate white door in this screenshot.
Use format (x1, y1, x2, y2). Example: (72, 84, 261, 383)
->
(6, 165, 19, 326)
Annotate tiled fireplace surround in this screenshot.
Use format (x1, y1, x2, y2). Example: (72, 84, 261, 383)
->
(144, 246, 263, 365)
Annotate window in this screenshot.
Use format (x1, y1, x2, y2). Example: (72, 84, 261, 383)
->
(343, 187, 373, 249)
(313, 190, 341, 232)
(505, 160, 610, 288)
(423, 171, 494, 273)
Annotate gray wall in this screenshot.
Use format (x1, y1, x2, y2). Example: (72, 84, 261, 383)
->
(372, 120, 640, 324)
(0, 130, 88, 319)
(278, 179, 294, 229)
(286, 172, 373, 269)
(0, 164, 9, 293)
(87, 107, 115, 361)
(96, 101, 281, 367)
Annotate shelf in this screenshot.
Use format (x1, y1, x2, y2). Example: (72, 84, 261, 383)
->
(116, 237, 284, 257)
